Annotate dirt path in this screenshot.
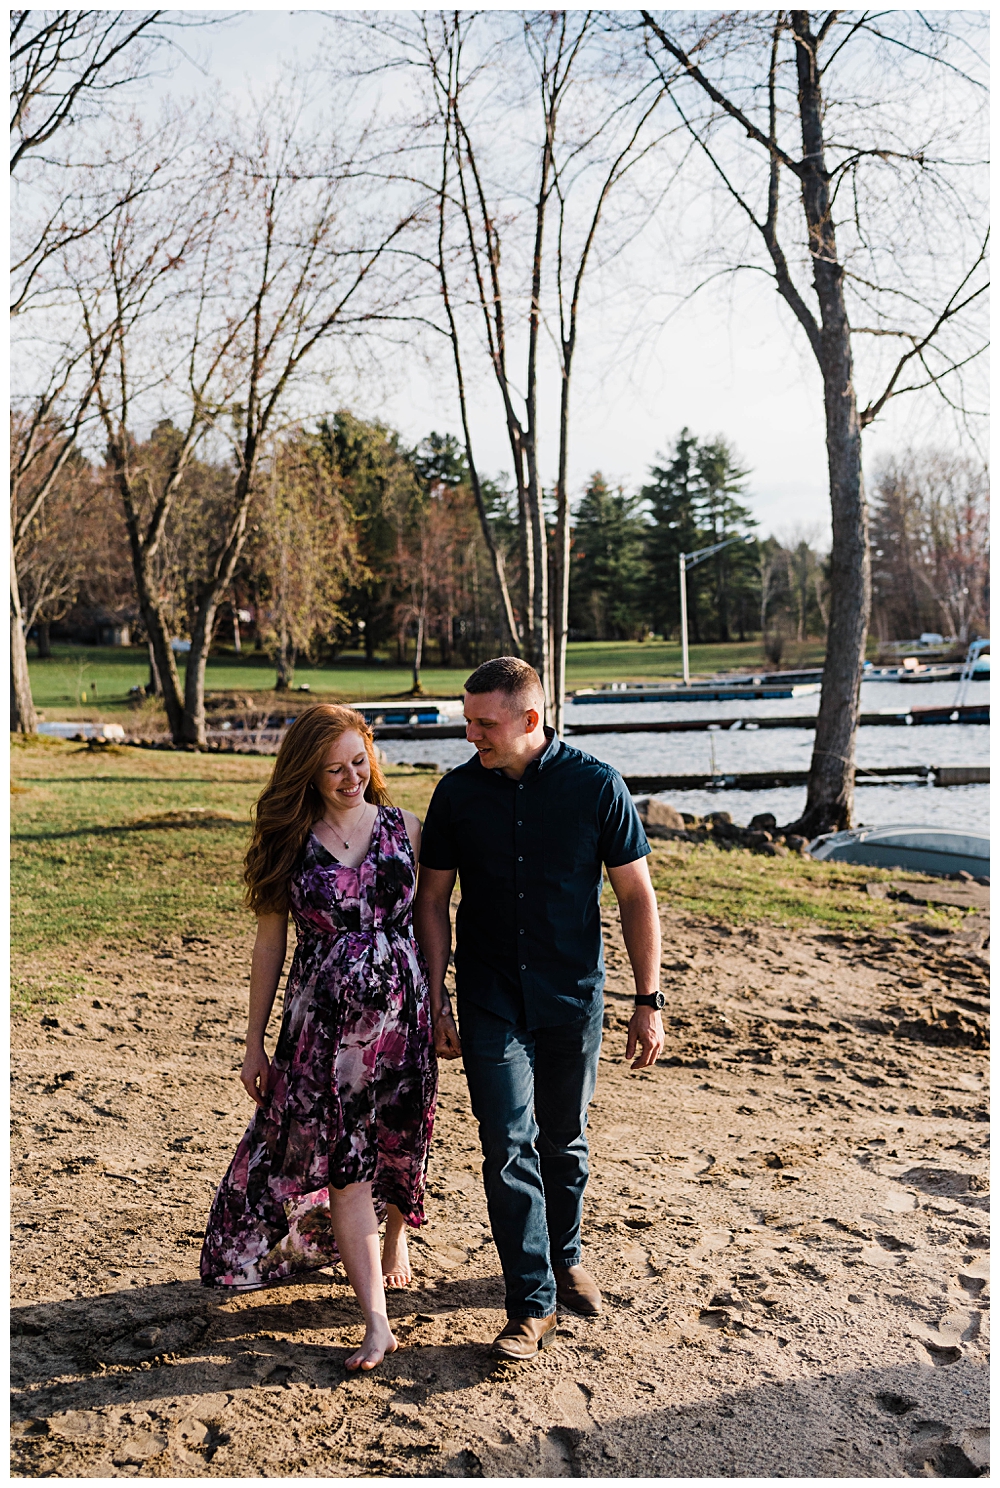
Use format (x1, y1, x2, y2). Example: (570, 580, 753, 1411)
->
(11, 906, 989, 1478)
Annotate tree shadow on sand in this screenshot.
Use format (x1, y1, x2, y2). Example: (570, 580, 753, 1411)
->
(11, 1272, 507, 1412)
(11, 1279, 989, 1478)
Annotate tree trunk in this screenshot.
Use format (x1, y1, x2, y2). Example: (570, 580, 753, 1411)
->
(9, 544, 37, 733)
(552, 365, 572, 736)
(411, 614, 425, 695)
(36, 620, 51, 658)
(521, 97, 554, 716)
(411, 548, 428, 696)
(111, 448, 186, 740)
(182, 597, 217, 744)
(147, 640, 162, 697)
(180, 464, 256, 746)
(783, 12, 869, 837)
(275, 621, 292, 690)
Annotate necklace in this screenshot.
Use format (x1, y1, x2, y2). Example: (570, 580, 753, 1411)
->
(321, 800, 370, 852)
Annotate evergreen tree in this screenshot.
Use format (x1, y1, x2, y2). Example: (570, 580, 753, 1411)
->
(569, 472, 647, 639)
(694, 437, 756, 642)
(641, 429, 757, 642)
(640, 428, 704, 640)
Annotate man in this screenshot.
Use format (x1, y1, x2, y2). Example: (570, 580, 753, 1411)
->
(414, 656, 665, 1361)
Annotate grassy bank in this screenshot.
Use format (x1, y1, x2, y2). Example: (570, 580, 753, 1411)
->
(9, 737, 439, 1008)
(12, 736, 954, 1012)
(27, 638, 831, 721)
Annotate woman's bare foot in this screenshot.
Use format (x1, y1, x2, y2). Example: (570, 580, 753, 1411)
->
(381, 1225, 412, 1289)
(345, 1318, 398, 1373)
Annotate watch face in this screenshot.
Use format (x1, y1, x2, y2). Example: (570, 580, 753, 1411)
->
(654, 992, 666, 1009)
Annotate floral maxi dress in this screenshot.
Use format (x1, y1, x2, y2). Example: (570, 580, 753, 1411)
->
(201, 806, 437, 1290)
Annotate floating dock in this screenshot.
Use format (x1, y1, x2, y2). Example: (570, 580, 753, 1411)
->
(573, 683, 820, 703)
(361, 703, 988, 740)
(623, 765, 988, 793)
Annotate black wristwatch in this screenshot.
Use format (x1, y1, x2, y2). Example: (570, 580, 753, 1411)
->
(634, 992, 666, 1009)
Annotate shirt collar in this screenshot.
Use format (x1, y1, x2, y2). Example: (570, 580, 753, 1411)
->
(536, 727, 561, 771)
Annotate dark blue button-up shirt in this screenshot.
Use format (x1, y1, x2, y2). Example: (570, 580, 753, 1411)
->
(419, 731, 649, 1029)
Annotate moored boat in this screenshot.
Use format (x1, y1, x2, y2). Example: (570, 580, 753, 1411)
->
(808, 824, 990, 880)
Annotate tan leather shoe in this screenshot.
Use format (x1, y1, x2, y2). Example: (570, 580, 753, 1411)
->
(491, 1314, 558, 1360)
(554, 1264, 602, 1316)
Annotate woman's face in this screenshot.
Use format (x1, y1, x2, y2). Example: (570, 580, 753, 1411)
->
(315, 731, 371, 814)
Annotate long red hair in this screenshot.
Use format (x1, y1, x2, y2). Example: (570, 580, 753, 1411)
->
(244, 704, 392, 915)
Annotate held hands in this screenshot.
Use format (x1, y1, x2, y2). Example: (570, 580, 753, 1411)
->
(625, 1007, 665, 1071)
(241, 1044, 271, 1107)
(433, 1000, 462, 1060)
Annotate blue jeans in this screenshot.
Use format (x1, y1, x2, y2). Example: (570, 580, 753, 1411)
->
(457, 996, 603, 1318)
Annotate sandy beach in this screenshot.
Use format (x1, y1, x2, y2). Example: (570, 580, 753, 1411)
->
(11, 884, 989, 1478)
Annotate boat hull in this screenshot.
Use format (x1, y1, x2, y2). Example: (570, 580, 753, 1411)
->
(809, 825, 990, 880)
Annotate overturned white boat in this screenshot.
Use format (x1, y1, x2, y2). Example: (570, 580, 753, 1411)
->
(809, 824, 990, 880)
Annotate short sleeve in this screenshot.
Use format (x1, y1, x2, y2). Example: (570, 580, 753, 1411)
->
(597, 771, 650, 867)
(418, 778, 459, 870)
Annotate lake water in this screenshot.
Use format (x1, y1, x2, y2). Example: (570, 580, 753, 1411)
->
(380, 678, 990, 835)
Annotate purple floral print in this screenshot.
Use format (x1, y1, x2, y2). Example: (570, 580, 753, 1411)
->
(200, 806, 437, 1290)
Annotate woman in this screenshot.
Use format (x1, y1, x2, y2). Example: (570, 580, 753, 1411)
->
(200, 704, 437, 1372)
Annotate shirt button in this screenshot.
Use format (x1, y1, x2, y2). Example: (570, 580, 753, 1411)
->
(517, 819, 523, 825)
(518, 856, 523, 862)
(519, 928, 525, 934)
(519, 893, 524, 899)
(520, 964, 526, 971)
(518, 784, 524, 790)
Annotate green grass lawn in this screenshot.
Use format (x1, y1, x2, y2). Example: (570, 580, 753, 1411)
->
(13, 734, 941, 1011)
(9, 735, 440, 1007)
(28, 637, 831, 721)
(643, 839, 958, 934)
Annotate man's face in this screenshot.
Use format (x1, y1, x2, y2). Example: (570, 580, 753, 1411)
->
(464, 689, 539, 771)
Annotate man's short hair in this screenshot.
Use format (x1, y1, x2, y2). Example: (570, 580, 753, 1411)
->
(464, 656, 544, 710)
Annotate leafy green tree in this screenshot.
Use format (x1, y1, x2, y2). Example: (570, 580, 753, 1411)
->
(569, 473, 647, 640)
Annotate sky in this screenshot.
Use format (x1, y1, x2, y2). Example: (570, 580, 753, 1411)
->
(106, 9, 990, 544)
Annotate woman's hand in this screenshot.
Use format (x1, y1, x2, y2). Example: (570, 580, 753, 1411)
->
(241, 1045, 271, 1107)
(433, 1006, 462, 1060)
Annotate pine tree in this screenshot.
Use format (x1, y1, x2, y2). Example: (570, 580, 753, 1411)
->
(569, 473, 647, 640)
(694, 437, 756, 642)
(642, 429, 757, 642)
(640, 429, 704, 640)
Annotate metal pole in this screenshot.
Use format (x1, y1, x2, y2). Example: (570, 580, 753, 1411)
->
(679, 552, 690, 686)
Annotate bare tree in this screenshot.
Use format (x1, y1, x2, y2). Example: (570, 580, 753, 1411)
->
(13, 440, 98, 651)
(9, 346, 109, 728)
(639, 10, 988, 834)
(9, 8, 215, 730)
(71, 90, 416, 745)
(870, 449, 989, 645)
(384, 12, 668, 726)
(10, 11, 220, 315)
(68, 126, 235, 741)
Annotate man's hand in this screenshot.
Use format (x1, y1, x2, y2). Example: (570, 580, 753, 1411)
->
(625, 1007, 664, 1070)
(433, 1006, 462, 1059)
